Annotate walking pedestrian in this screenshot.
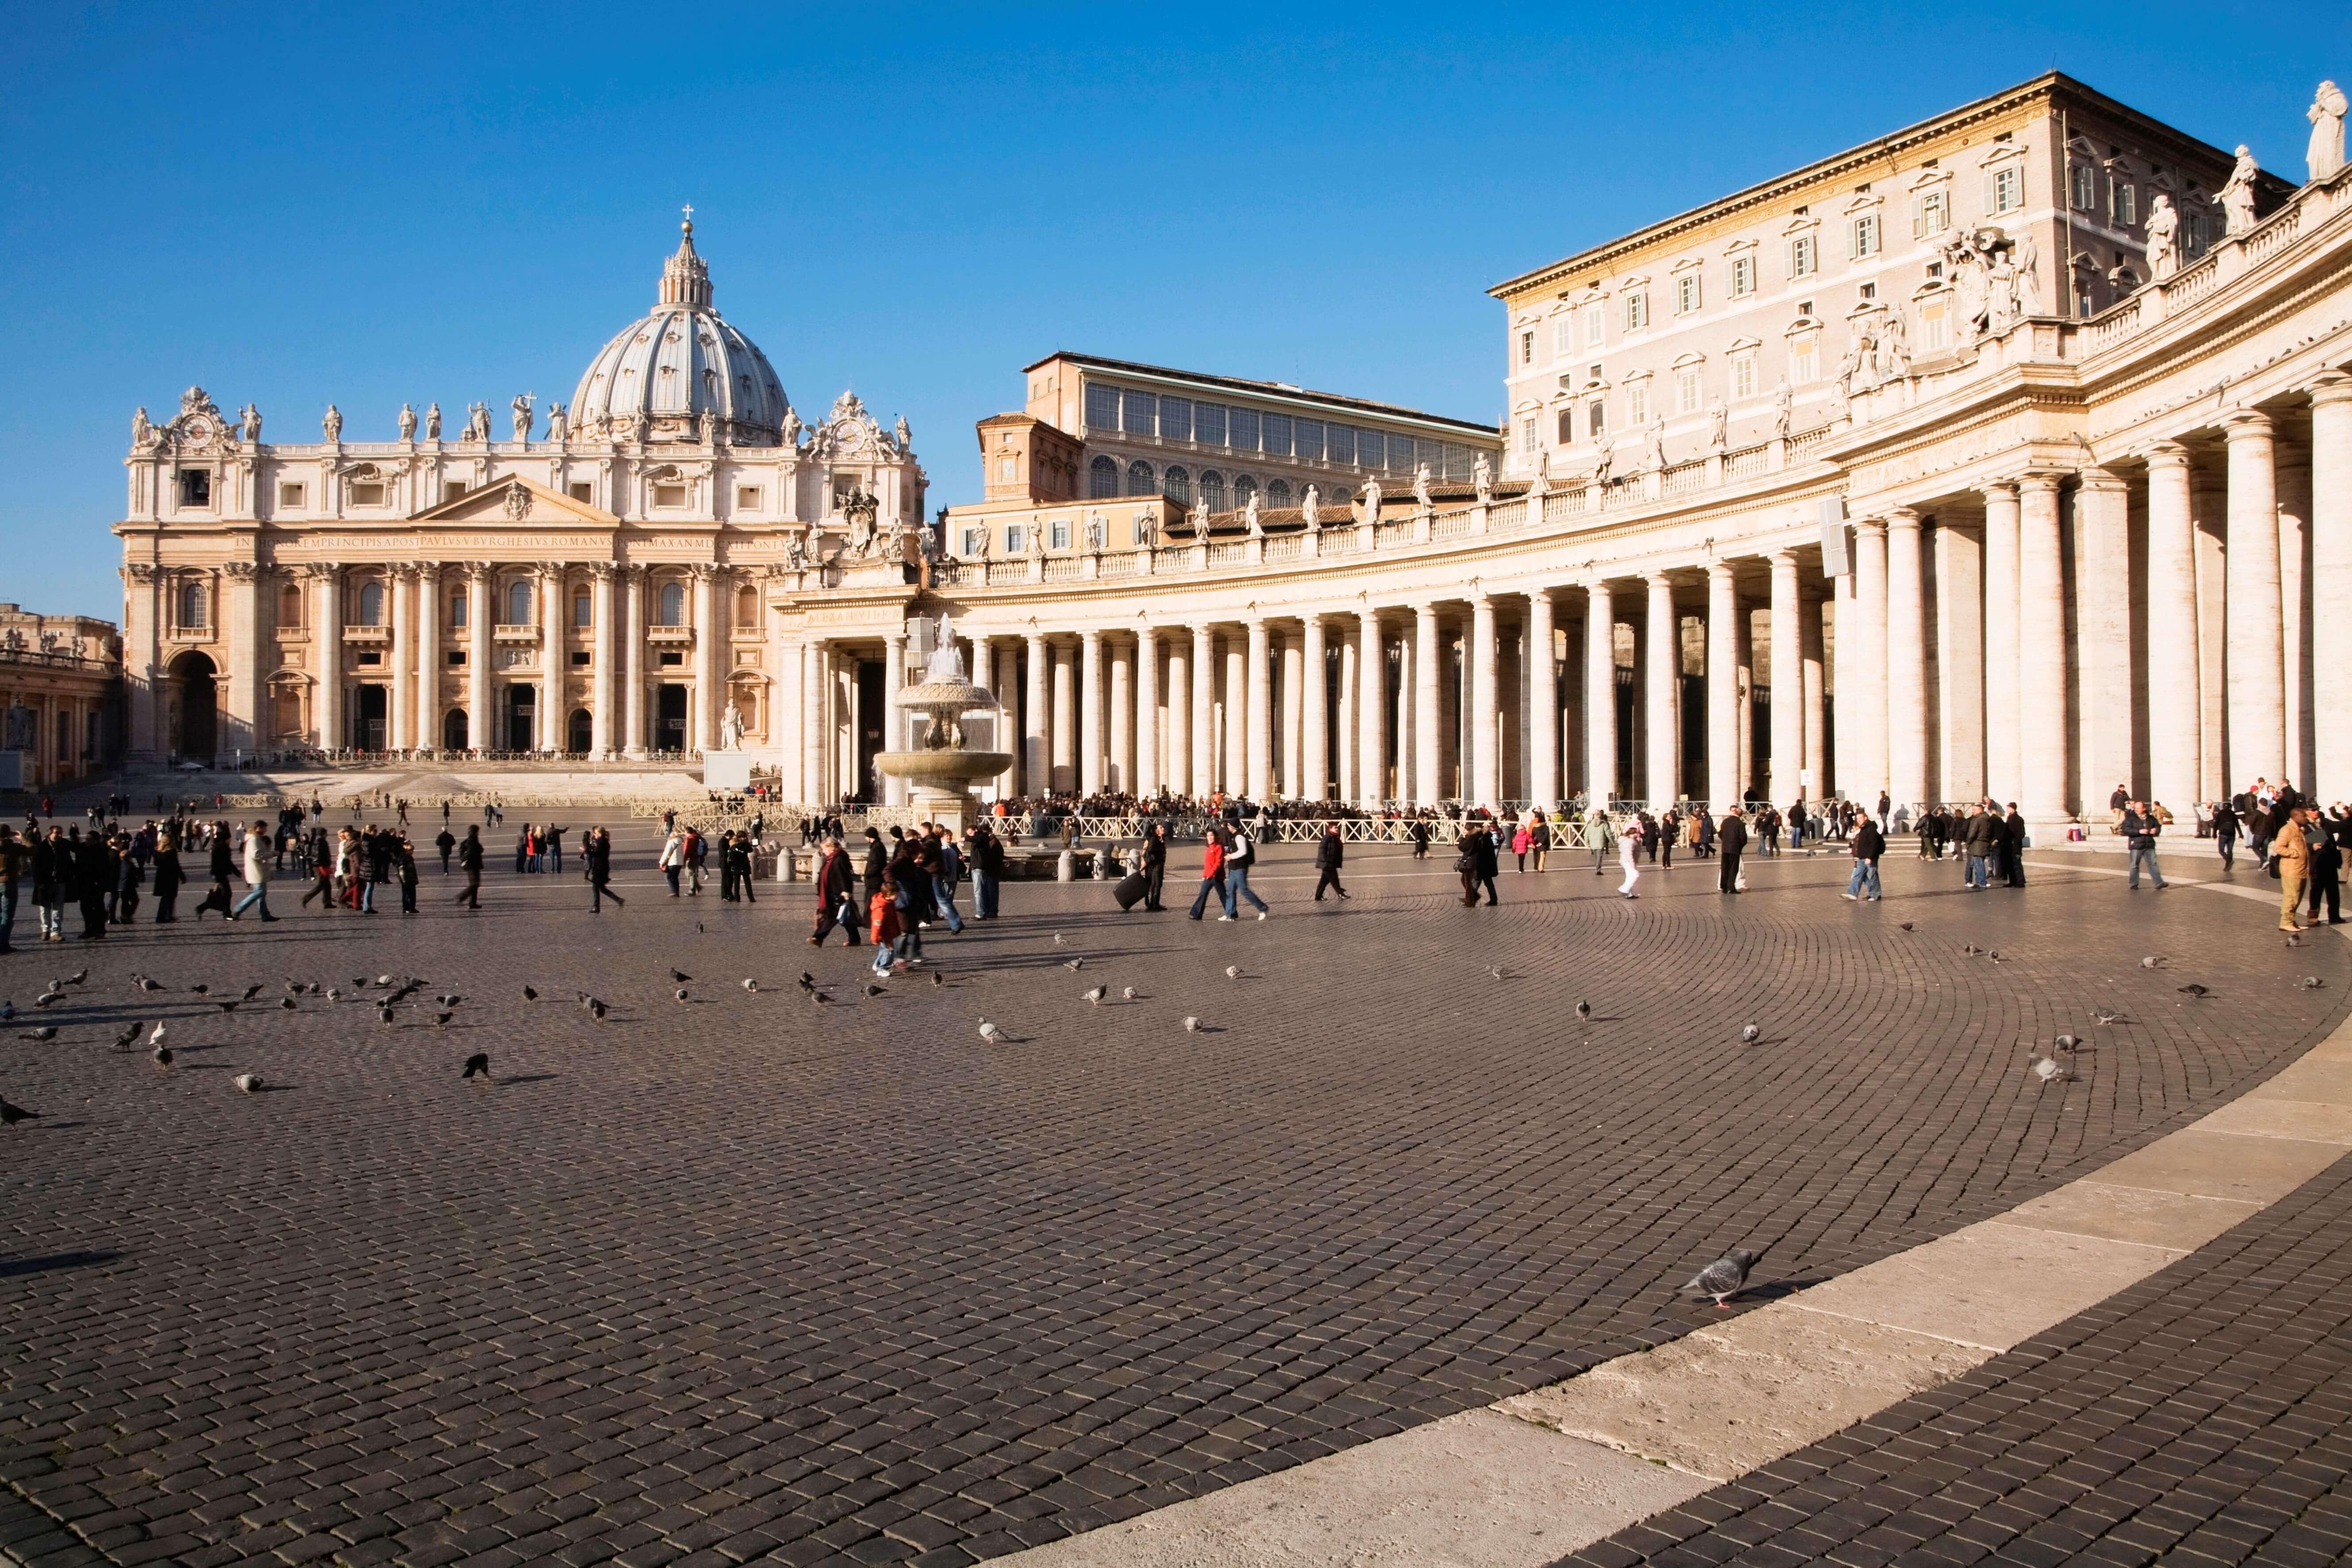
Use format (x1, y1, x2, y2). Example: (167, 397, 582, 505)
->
(1844, 816, 1885, 901)
(454, 824, 484, 909)
(1136, 822, 1166, 912)
(193, 821, 235, 920)
(1221, 822, 1270, 920)
(1616, 817, 1641, 898)
(810, 835, 859, 944)
(971, 823, 1005, 918)
(2275, 805, 2314, 932)
(1460, 821, 1500, 908)
(586, 825, 624, 913)
(1313, 824, 1349, 901)
(658, 826, 687, 896)
(2121, 801, 2167, 891)
(1717, 807, 1748, 894)
(150, 827, 183, 923)
(927, 827, 962, 932)
(395, 834, 419, 914)
(1187, 827, 1229, 920)
(0, 824, 22, 953)
(2309, 810, 2343, 925)
(2211, 799, 2240, 871)
(228, 821, 277, 921)
(2003, 802, 2029, 887)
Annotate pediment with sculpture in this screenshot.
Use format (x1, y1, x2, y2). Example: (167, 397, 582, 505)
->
(408, 476, 616, 526)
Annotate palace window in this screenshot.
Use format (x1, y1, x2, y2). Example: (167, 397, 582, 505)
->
(1790, 333, 1820, 384)
(1050, 517, 1071, 550)
(447, 650, 466, 666)
(358, 581, 385, 627)
(2185, 208, 2208, 252)
(1084, 383, 1120, 431)
(177, 581, 208, 629)
(1159, 397, 1193, 441)
(653, 483, 686, 508)
(1004, 522, 1025, 553)
(1921, 297, 1951, 351)
(1232, 474, 1256, 511)
(1626, 382, 1650, 426)
(349, 482, 386, 507)
(1163, 465, 1190, 504)
(1623, 291, 1649, 331)
(961, 527, 985, 555)
(574, 590, 592, 628)
(177, 469, 211, 507)
(1915, 189, 1949, 238)
(1555, 407, 1574, 444)
(1229, 408, 1259, 451)
(1121, 390, 1156, 436)
(2070, 162, 2096, 210)
(1851, 214, 1880, 259)
(278, 482, 306, 509)
(1675, 367, 1702, 415)
(1088, 455, 1118, 498)
(1553, 316, 1575, 356)
(444, 480, 467, 499)
(1355, 429, 1380, 470)
(1732, 351, 1758, 399)
(1675, 273, 1702, 315)
(1386, 435, 1415, 475)
(735, 585, 757, 628)
(1126, 459, 1154, 497)
(1729, 256, 1755, 297)
(1266, 480, 1292, 508)
(997, 455, 1016, 480)
(1986, 165, 2024, 214)
(1196, 402, 1227, 446)
(657, 582, 685, 626)
(1587, 400, 1606, 439)
(1198, 471, 1224, 512)
(277, 584, 302, 628)
(1520, 419, 1538, 452)
(2111, 182, 2136, 227)
(1521, 330, 1536, 365)
(735, 485, 761, 511)
(1294, 419, 1323, 462)
(659, 650, 682, 666)
(568, 481, 592, 502)
(1789, 235, 1817, 278)
(570, 651, 590, 666)
(1586, 306, 1605, 347)
(1261, 414, 1291, 458)
(508, 581, 534, 625)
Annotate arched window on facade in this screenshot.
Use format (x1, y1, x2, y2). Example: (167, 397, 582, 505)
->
(735, 585, 759, 630)
(449, 591, 468, 628)
(277, 584, 302, 630)
(1266, 479, 1292, 509)
(573, 589, 593, 628)
(1162, 466, 1190, 505)
(658, 581, 686, 627)
(1330, 484, 1353, 508)
(1198, 471, 1225, 513)
(178, 581, 207, 629)
(1088, 455, 1119, 499)
(506, 580, 533, 626)
(358, 580, 385, 627)
(1126, 459, 1154, 497)
(1232, 474, 1257, 511)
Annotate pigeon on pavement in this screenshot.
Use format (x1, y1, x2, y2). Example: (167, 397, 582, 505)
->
(2030, 1054, 2075, 1086)
(1740, 1023, 1761, 1044)
(978, 1019, 1006, 1043)
(1, 1097, 43, 1125)
(2178, 983, 2211, 999)
(152, 1045, 173, 1070)
(1227, 965, 1243, 980)
(233, 1074, 263, 1094)
(1183, 1016, 1200, 1032)
(1065, 958, 1084, 971)
(1574, 1000, 1593, 1021)
(1683, 1248, 1763, 1308)
(522, 986, 539, 1002)
(462, 1053, 490, 1080)
(1084, 986, 1106, 1006)
(18, 1027, 57, 1042)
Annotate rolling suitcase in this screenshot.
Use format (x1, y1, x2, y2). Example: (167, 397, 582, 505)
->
(1114, 871, 1148, 911)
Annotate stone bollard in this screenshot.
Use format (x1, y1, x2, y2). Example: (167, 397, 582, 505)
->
(1094, 848, 1113, 880)
(776, 845, 796, 883)
(1057, 848, 1075, 882)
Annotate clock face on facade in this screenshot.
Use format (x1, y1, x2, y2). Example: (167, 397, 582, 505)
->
(181, 415, 216, 447)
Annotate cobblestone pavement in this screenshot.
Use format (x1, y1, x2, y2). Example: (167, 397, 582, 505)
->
(1, 827, 2342, 1567)
(1551, 1145, 2352, 1568)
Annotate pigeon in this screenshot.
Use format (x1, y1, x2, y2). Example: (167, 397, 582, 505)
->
(1183, 1016, 1200, 1033)
(0, 1001, 12, 1021)
(2055, 1033, 2080, 1053)
(241, 984, 263, 1002)
(522, 986, 539, 1002)
(1, 1097, 42, 1125)
(376, 974, 395, 987)
(742, 979, 759, 994)
(151, 1045, 172, 1070)
(436, 994, 461, 1007)
(112, 1024, 140, 1050)
(280, 997, 297, 1011)
(34, 991, 62, 1008)
(809, 992, 831, 1006)
(435, 1011, 454, 1027)
(2302, 976, 2326, 990)
(1226, 965, 1243, 980)
(1122, 986, 1137, 1001)
(670, 969, 692, 983)
(931, 972, 946, 988)
(62, 969, 87, 987)
(134, 975, 163, 993)
(191, 983, 209, 995)
(149, 1021, 167, 1047)
(1682, 1248, 1763, 1308)
(2030, 1054, 2075, 1086)
(798, 972, 818, 992)
(589, 999, 608, 1022)
(378, 1005, 396, 1026)
(1962, 944, 1984, 958)
(233, 1073, 263, 1094)
(1740, 1023, 1761, 1044)
(2286, 932, 2305, 948)
(1084, 986, 1106, 1006)
(462, 1052, 490, 1080)
(215, 1000, 240, 1014)
(2141, 955, 2166, 969)
(1053, 932, 1066, 945)
(1488, 965, 1508, 982)
(326, 988, 343, 1004)
(1064, 957, 1084, 972)
(18, 1027, 57, 1042)
(1574, 1000, 1593, 1021)
(1988, 950, 2006, 963)
(2178, 983, 2211, 999)
(864, 983, 887, 998)
(1898, 921, 1915, 932)
(674, 989, 689, 1004)
(2093, 1008, 2128, 1026)
(978, 1019, 1006, 1043)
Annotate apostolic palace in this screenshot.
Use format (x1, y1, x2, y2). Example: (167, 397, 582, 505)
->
(111, 70, 2352, 827)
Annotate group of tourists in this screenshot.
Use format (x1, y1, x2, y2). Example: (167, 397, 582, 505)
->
(808, 819, 1003, 975)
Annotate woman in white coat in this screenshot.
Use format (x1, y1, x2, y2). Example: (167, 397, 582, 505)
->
(1617, 819, 1642, 899)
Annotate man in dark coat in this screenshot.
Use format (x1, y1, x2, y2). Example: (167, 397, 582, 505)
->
(2003, 803, 2029, 887)
(1313, 825, 1348, 902)
(193, 821, 235, 918)
(810, 836, 859, 944)
(1717, 808, 1749, 893)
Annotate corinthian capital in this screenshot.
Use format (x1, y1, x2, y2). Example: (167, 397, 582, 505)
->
(123, 563, 156, 583)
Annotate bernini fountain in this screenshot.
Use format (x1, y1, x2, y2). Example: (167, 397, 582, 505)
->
(872, 615, 1010, 834)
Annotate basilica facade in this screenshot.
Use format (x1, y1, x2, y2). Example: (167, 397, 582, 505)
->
(113, 217, 928, 766)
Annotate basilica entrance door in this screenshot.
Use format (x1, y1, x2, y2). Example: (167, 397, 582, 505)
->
(168, 650, 218, 762)
(505, 686, 536, 752)
(655, 685, 688, 753)
(354, 685, 388, 751)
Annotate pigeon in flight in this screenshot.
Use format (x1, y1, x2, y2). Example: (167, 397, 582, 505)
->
(1740, 1023, 1761, 1044)
(18, 1026, 57, 1042)
(1682, 1248, 1763, 1308)
(1, 1097, 43, 1125)
(233, 1073, 264, 1094)
(978, 1019, 1006, 1043)
(462, 1053, 490, 1080)
(1084, 986, 1106, 1006)
(2030, 1054, 2075, 1086)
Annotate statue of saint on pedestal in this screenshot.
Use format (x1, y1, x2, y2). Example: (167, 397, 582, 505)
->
(719, 701, 746, 751)
(397, 403, 417, 441)
(2144, 193, 2182, 279)
(2309, 81, 2347, 183)
(2219, 144, 2261, 236)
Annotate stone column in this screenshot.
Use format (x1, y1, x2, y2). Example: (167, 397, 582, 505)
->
(1586, 582, 1617, 802)
(2192, 468, 2229, 803)
(1242, 618, 1270, 801)
(1109, 635, 1133, 794)
(1467, 595, 1497, 807)
(1884, 509, 1926, 813)
(1336, 634, 1356, 802)
(1393, 624, 1416, 804)
(1278, 629, 1302, 798)
(2279, 443, 2312, 790)
(1023, 633, 1050, 797)
(1527, 589, 1558, 807)
(1134, 627, 1159, 799)
(1413, 605, 1440, 807)
(535, 566, 561, 753)
(1220, 635, 1244, 796)
(2072, 471, 2133, 807)
(1645, 573, 1680, 806)
(1359, 610, 1388, 805)
(994, 644, 1021, 795)
(803, 639, 829, 803)
(589, 566, 614, 758)
(389, 566, 416, 752)
(416, 568, 441, 754)
(2311, 377, 2352, 801)
(1933, 525, 1983, 803)
(2017, 473, 2069, 821)
(2224, 412, 2286, 786)
(1851, 518, 1889, 804)
(1049, 639, 1076, 793)
(1191, 625, 1217, 799)
(2145, 444, 2200, 813)
(1981, 482, 2021, 804)
(1707, 561, 1741, 810)
(1077, 628, 1104, 795)
(316, 564, 343, 752)
(123, 565, 159, 762)
(1303, 613, 1330, 803)
(1164, 631, 1188, 801)
(619, 565, 644, 759)
(468, 564, 493, 755)
(689, 567, 718, 756)
(1801, 587, 1826, 800)
(882, 629, 908, 804)
(1769, 552, 1804, 805)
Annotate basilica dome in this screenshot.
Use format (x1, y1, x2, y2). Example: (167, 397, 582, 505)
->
(570, 215, 789, 445)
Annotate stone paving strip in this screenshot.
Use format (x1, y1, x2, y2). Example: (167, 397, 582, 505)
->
(1001, 869, 2352, 1567)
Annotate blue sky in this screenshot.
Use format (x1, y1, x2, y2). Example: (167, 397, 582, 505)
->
(3, 2, 2344, 620)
